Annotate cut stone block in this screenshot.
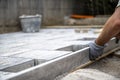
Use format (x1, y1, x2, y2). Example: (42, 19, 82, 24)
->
(0, 71, 15, 80)
(6, 48, 89, 80)
(0, 43, 27, 56)
(51, 33, 98, 41)
(0, 56, 34, 72)
(5, 39, 118, 80)
(20, 43, 73, 51)
(62, 69, 119, 80)
(0, 48, 30, 56)
(71, 41, 91, 51)
(0, 43, 26, 49)
(10, 50, 72, 61)
(44, 41, 73, 51)
(55, 45, 73, 51)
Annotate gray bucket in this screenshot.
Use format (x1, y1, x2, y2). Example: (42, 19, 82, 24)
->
(19, 14, 42, 33)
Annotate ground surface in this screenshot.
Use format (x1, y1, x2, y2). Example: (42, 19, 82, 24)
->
(56, 53, 120, 80)
(0, 29, 98, 79)
(0, 29, 119, 80)
(88, 55, 120, 78)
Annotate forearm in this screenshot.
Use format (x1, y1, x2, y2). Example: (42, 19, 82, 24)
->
(89, 0, 120, 60)
(95, 16, 117, 46)
(96, 3, 120, 46)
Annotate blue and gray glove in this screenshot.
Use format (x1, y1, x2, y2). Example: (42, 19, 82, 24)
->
(89, 41, 106, 61)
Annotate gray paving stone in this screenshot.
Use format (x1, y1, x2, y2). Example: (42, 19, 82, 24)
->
(18, 42, 73, 51)
(10, 50, 72, 61)
(0, 29, 102, 80)
(0, 56, 35, 72)
(0, 43, 26, 50)
(5, 39, 118, 80)
(0, 71, 15, 80)
(70, 41, 91, 51)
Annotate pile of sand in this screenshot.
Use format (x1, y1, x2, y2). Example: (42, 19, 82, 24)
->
(55, 55, 120, 80)
(62, 69, 119, 80)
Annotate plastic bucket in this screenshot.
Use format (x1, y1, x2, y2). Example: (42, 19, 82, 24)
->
(19, 15, 42, 33)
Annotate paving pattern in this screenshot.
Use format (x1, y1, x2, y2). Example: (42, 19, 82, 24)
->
(60, 55, 120, 80)
(0, 29, 99, 79)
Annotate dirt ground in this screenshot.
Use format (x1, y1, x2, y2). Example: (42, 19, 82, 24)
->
(87, 55, 120, 78)
(55, 52, 120, 80)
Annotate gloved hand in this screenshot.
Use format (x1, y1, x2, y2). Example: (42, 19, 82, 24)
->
(115, 38, 119, 44)
(89, 41, 106, 61)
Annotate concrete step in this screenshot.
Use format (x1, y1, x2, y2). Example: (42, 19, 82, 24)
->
(7, 50, 72, 61)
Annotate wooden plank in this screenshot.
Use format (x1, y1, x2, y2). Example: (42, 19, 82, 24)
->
(0, 56, 34, 72)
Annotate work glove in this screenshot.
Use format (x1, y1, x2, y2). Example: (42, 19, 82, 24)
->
(89, 41, 106, 61)
(115, 38, 119, 44)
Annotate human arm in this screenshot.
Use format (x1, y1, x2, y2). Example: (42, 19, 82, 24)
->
(89, 0, 120, 60)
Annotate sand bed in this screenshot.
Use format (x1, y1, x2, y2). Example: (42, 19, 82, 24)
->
(87, 55, 120, 78)
(55, 52, 120, 80)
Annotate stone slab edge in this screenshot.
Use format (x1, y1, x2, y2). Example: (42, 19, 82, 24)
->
(5, 39, 119, 80)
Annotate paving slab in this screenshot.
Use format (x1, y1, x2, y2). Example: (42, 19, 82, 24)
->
(5, 48, 90, 80)
(0, 71, 15, 80)
(1, 29, 117, 80)
(0, 48, 30, 56)
(16, 42, 73, 51)
(0, 56, 35, 72)
(9, 50, 72, 61)
(46, 33, 98, 42)
(87, 56, 120, 79)
(5, 39, 119, 80)
(0, 43, 26, 50)
(71, 41, 91, 51)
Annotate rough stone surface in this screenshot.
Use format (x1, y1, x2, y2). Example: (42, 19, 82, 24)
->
(87, 56, 120, 79)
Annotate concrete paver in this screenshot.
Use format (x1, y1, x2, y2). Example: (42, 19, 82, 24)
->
(0, 56, 34, 72)
(0, 71, 15, 80)
(9, 50, 72, 61)
(0, 29, 100, 79)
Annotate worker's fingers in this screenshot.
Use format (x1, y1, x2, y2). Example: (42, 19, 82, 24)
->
(89, 48, 98, 61)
